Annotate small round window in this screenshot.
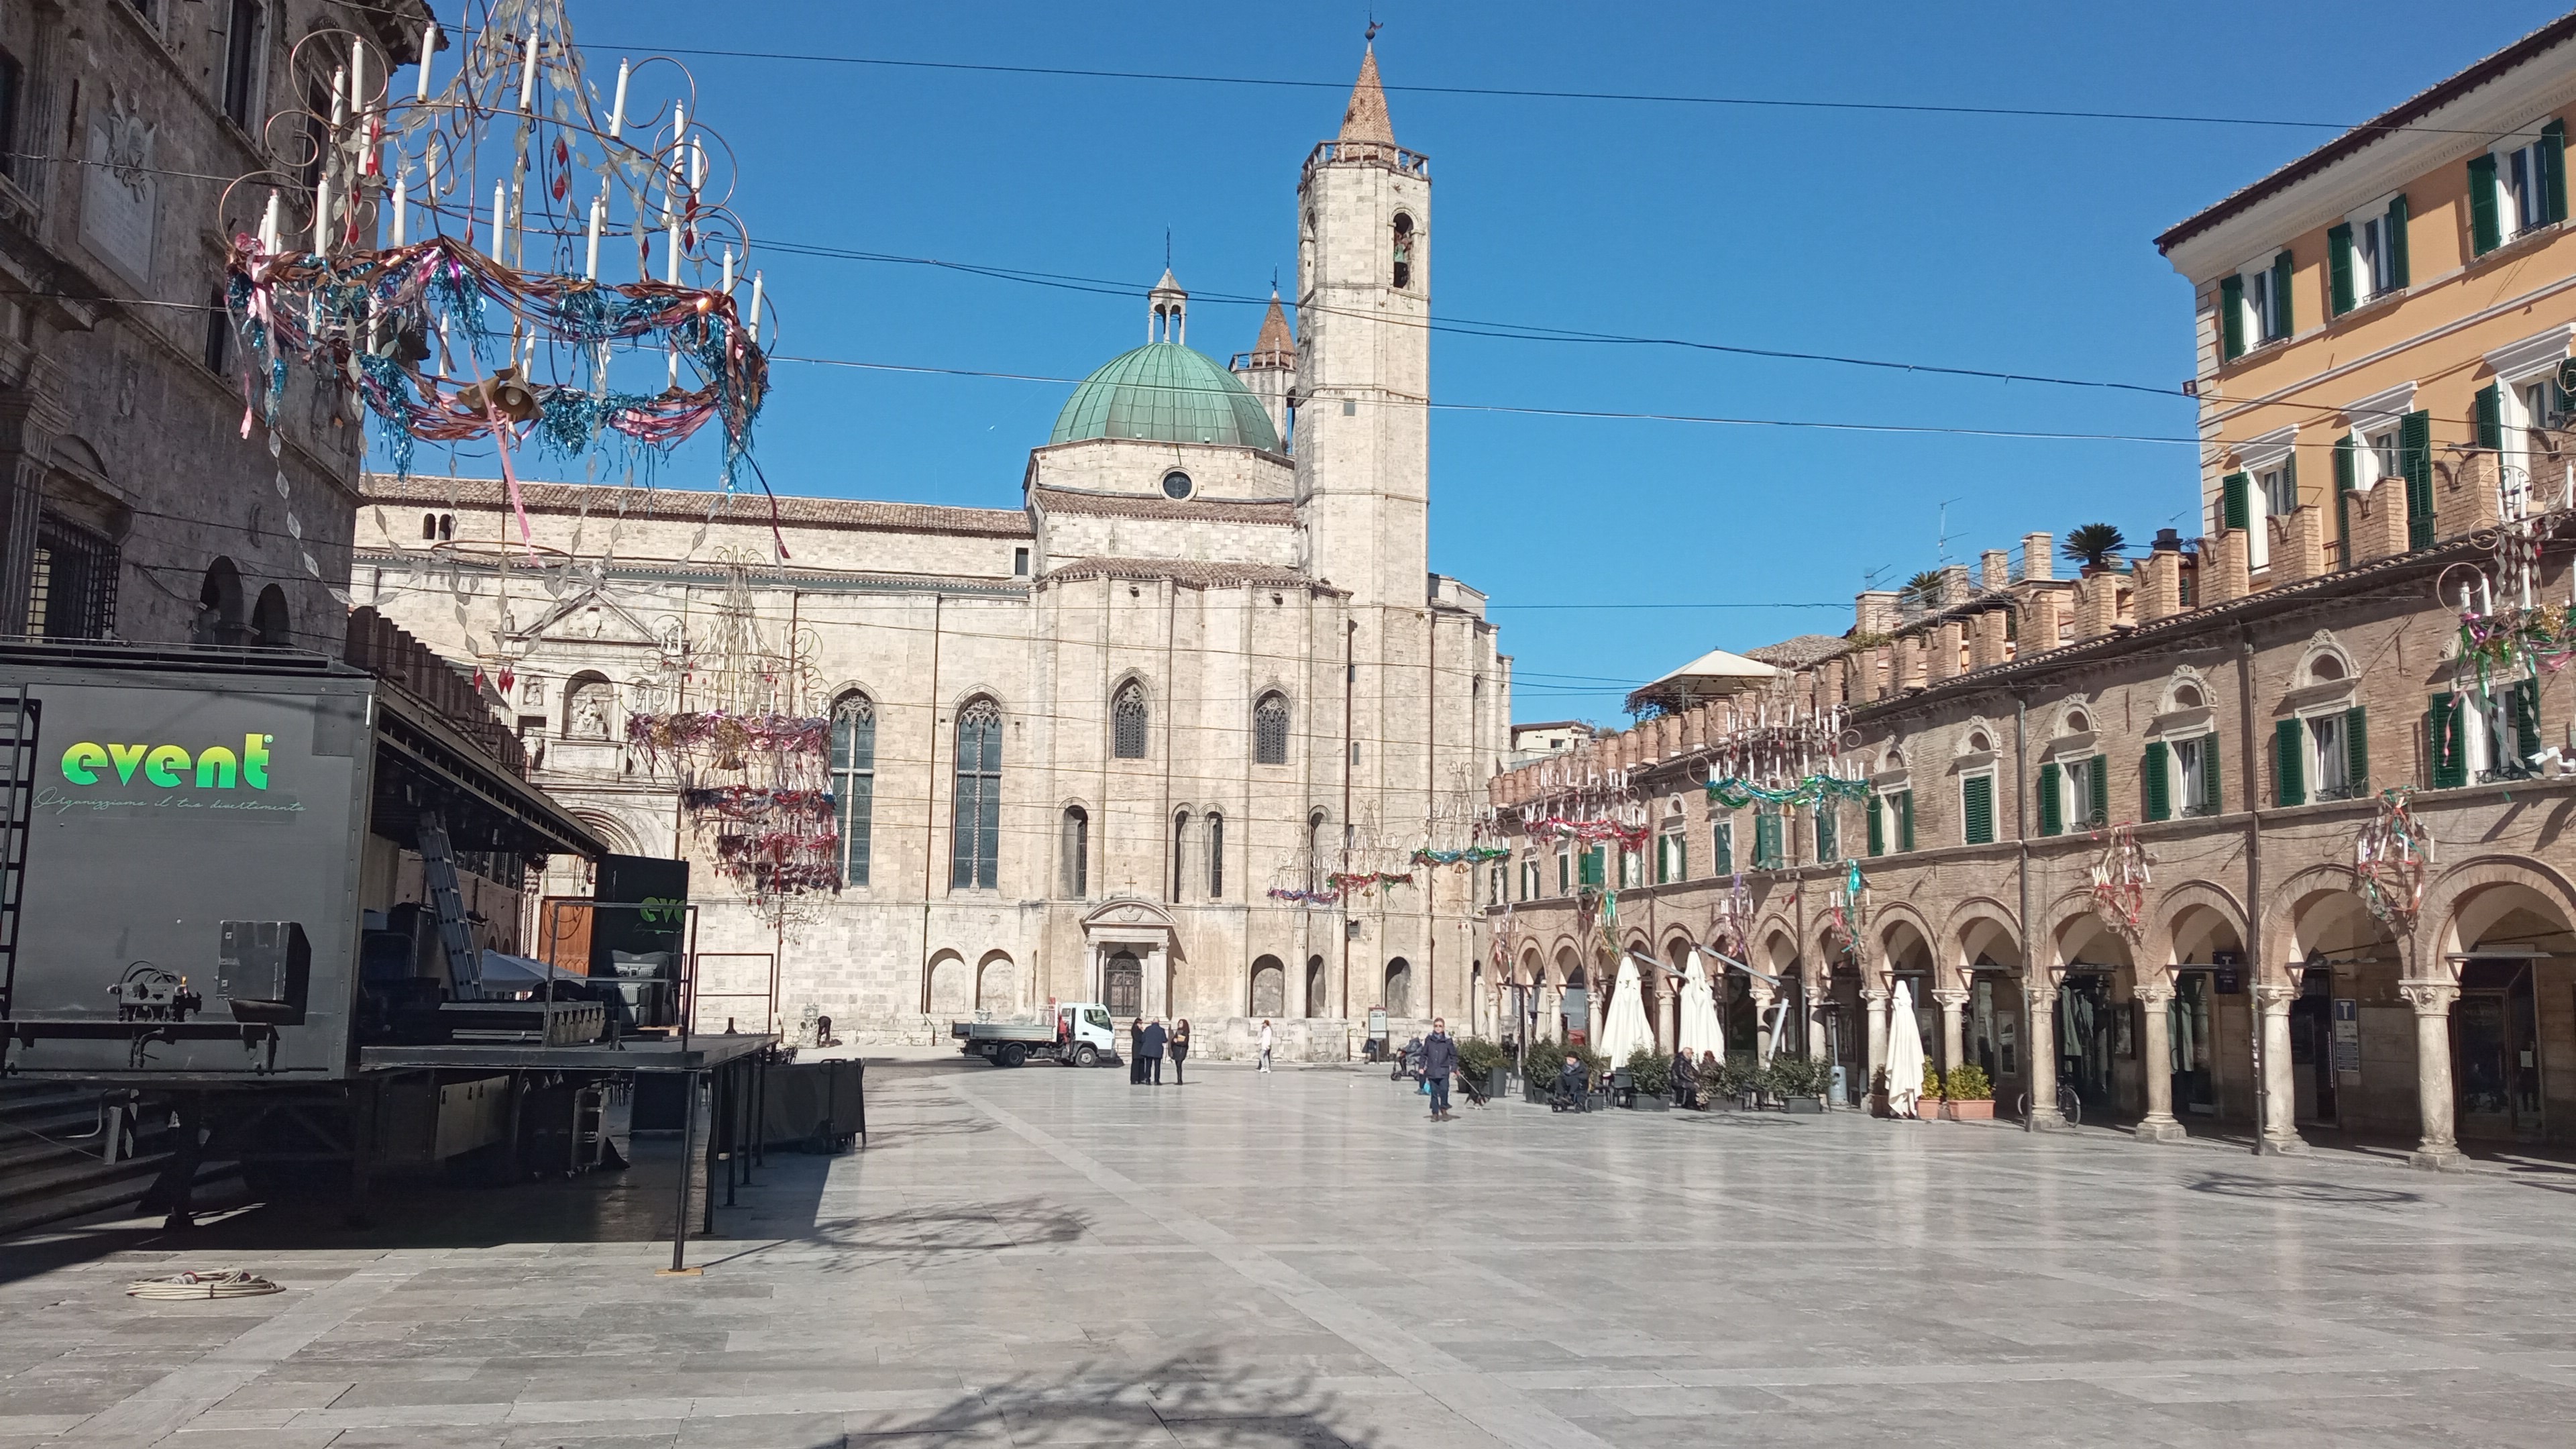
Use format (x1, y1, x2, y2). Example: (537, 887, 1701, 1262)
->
(1161, 470, 1193, 500)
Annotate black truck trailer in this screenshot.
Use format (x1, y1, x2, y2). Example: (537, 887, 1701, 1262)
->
(0, 638, 776, 1256)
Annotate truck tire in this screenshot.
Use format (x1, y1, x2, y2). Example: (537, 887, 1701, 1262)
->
(998, 1043, 1028, 1068)
(1071, 1044, 1099, 1068)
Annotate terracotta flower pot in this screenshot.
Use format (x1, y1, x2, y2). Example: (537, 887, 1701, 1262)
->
(1941, 1098, 1995, 1122)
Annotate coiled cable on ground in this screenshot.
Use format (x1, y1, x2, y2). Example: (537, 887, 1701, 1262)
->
(124, 1270, 282, 1300)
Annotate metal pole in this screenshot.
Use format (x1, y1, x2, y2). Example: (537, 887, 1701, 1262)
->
(667, 1069, 697, 1273)
(700, 1067, 719, 1236)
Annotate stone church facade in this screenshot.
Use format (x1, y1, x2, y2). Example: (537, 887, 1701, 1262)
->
(356, 49, 1511, 1055)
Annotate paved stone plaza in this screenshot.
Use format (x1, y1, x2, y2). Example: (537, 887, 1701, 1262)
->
(10, 1062, 2576, 1447)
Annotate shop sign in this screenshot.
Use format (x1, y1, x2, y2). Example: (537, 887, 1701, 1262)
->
(2332, 998, 2361, 1079)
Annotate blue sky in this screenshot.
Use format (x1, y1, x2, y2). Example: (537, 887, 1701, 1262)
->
(427, 1, 2571, 723)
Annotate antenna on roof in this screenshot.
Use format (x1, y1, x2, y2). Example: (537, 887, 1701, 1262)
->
(1935, 496, 1964, 563)
(1165, 227, 1172, 269)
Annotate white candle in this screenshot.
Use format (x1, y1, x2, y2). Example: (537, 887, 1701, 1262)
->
(719, 246, 733, 296)
(417, 23, 438, 101)
(330, 66, 346, 129)
(667, 345, 680, 388)
(259, 191, 280, 252)
(350, 41, 366, 123)
(584, 193, 603, 279)
(391, 170, 407, 246)
(690, 137, 704, 192)
(425, 138, 437, 202)
(665, 215, 680, 284)
(518, 27, 541, 111)
(490, 180, 506, 254)
(609, 60, 631, 133)
(313, 176, 333, 252)
(747, 271, 763, 343)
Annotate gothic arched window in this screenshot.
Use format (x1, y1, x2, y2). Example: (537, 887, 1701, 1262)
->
(1061, 806, 1088, 898)
(1391, 213, 1415, 290)
(951, 698, 1002, 890)
(1254, 692, 1290, 765)
(831, 693, 876, 886)
(1112, 681, 1149, 759)
(1206, 811, 1224, 899)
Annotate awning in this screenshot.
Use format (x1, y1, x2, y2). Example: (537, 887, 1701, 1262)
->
(1623, 647, 1779, 713)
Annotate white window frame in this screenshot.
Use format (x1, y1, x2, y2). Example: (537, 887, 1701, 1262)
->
(1618, 847, 1643, 890)
(2486, 327, 2573, 519)
(2059, 755, 2098, 830)
(2345, 195, 2403, 303)
(2237, 258, 2282, 345)
(2304, 708, 2353, 801)
(2498, 129, 2555, 240)
(1656, 828, 1685, 885)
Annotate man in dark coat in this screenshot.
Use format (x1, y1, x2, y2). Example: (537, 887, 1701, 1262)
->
(1420, 1018, 1459, 1121)
(1138, 1018, 1169, 1085)
(1129, 1022, 1146, 1084)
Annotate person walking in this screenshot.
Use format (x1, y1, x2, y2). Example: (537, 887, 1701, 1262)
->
(1169, 1019, 1191, 1085)
(1257, 1018, 1275, 1073)
(1421, 1018, 1458, 1122)
(1138, 1018, 1168, 1085)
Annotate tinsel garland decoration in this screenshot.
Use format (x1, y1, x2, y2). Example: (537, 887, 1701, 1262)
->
(627, 711, 828, 775)
(2086, 822, 2152, 938)
(1328, 871, 1415, 898)
(1267, 887, 1342, 905)
(1705, 773, 1872, 812)
(1412, 845, 1510, 866)
(1532, 818, 1650, 851)
(2355, 788, 2434, 930)
(679, 786, 835, 821)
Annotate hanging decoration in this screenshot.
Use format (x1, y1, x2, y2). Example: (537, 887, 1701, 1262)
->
(1707, 871, 1752, 959)
(1532, 818, 1650, 851)
(2086, 822, 2152, 938)
(2355, 787, 2434, 931)
(1328, 871, 1414, 898)
(1704, 773, 1872, 812)
(1267, 887, 1342, 906)
(1411, 845, 1509, 867)
(222, 0, 775, 545)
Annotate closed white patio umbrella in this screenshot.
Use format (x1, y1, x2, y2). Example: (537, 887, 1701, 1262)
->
(1676, 953, 1723, 1060)
(1885, 979, 1928, 1118)
(1597, 955, 1656, 1065)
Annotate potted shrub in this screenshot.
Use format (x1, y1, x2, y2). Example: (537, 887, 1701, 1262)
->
(1456, 1036, 1511, 1102)
(1763, 1054, 1829, 1113)
(1943, 1063, 1995, 1121)
(2061, 522, 2128, 578)
(1521, 1036, 1561, 1103)
(1623, 1046, 1670, 1110)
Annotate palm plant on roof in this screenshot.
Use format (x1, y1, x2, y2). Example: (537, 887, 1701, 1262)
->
(1899, 570, 1947, 614)
(2061, 523, 2128, 574)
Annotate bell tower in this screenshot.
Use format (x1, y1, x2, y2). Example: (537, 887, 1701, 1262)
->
(1295, 42, 1429, 608)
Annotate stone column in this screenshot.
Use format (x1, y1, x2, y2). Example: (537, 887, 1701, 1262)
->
(1862, 984, 1891, 1104)
(1931, 987, 1968, 1082)
(1588, 968, 1607, 1046)
(2133, 977, 2187, 1143)
(2399, 979, 2466, 1171)
(2024, 974, 2068, 1129)
(1540, 979, 1560, 1041)
(1807, 993, 1835, 1104)
(1660, 981, 1680, 1055)
(1748, 979, 1776, 1067)
(2253, 980, 2305, 1155)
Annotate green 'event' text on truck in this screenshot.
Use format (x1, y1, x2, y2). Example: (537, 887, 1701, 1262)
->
(952, 1004, 1121, 1068)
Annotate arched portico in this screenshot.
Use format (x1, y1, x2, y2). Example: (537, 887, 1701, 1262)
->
(1081, 898, 1181, 1021)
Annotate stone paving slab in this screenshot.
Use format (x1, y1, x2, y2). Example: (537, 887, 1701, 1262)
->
(9, 1061, 2576, 1444)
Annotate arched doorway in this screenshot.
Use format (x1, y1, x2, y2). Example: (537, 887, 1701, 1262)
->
(1250, 955, 1285, 1016)
(195, 559, 244, 645)
(977, 953, 1015, 1013)
(251, 585, 290, 647)
(2439, 879, 2575, 1143)
(1383, 957, 1412, 1018)
(1304, 955, 1328, 1018)
(926, 951, 971, 1016)
(1104, 951, 1142, 1019)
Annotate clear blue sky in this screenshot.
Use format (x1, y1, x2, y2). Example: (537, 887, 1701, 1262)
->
(429, 1, 2571, 723)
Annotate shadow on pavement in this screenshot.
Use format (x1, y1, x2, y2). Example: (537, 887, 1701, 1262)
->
(839, 1352, 1374, 1447)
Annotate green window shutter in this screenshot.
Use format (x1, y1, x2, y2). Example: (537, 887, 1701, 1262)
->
(1816, 808, 1837, 864)
(2270, 250, 2294, 338)
(2037, 760, 2062, 836)
(2429, 694, 2467, 789)
(2477, 384, 2504, 451)
(2089, 753, 2111, 826)
(2219, 274, 2245, 361)
(2222, 471, 2251, 532)
(1755, 812, 1782, 870)
(2401, 410, 2434, 550)
(1580, 846, 1604, 888)
(2544, 119, 2568, 224)
(1963, 775, 1994, 846)
(2471, 152, 2501, 255)
(1868, 796, 1886, 857)
(2387, 195, 2411, 286)
(2333, 435, 2356, 569)
(2327, 222, 2355, 316)
(2275, 717, 2307, 806)
(1898, 791, 1915, 853)
(2345, 706, 2369, 795)
(1713, 821, 1733, 877)
(2201, 732, 2223, 813)
(2145, 743, 2171, 822)
(2514, 679, 2543, 763)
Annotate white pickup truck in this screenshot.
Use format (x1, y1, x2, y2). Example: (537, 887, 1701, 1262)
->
(952, 1002, 1120, 1067)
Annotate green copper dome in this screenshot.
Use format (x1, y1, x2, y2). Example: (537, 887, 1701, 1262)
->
(1049, 342, 1281, 452)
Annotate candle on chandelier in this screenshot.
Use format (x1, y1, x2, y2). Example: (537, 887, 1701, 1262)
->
(490, 181, 506, 254)
(719, 246, 734, 297)
(584, 193, 604, 280)
(747, 271, 763, 344)
(518, 26, 541, 112)
(665, 215, 681, 284)
(416, 23, 438, 101)
(313, 176, 334, 253)
(608, 60, 631, 133)
(390, 170, 407, 246)
(258, 191, 280, 252)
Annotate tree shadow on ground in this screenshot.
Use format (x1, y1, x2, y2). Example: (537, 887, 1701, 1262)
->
(698, 1194, 1093, 1275)
(830, 1352, 1376, 1448)
(2185, 1173, 2423, 1207)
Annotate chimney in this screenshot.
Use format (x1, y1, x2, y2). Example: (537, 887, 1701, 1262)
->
(2021, 532, 2055, 583)
(1855, 590, 1899, 637)
(1981, 549, 2011, 591)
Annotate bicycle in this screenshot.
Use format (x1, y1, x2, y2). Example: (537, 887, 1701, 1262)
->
(2015, 1083, 2082, 1126)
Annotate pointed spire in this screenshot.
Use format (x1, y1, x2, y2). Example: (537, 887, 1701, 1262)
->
(1250, 289, 1293, 368)
(1147, 267, 1187, 345)
(1339, 44, 1395, 147)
